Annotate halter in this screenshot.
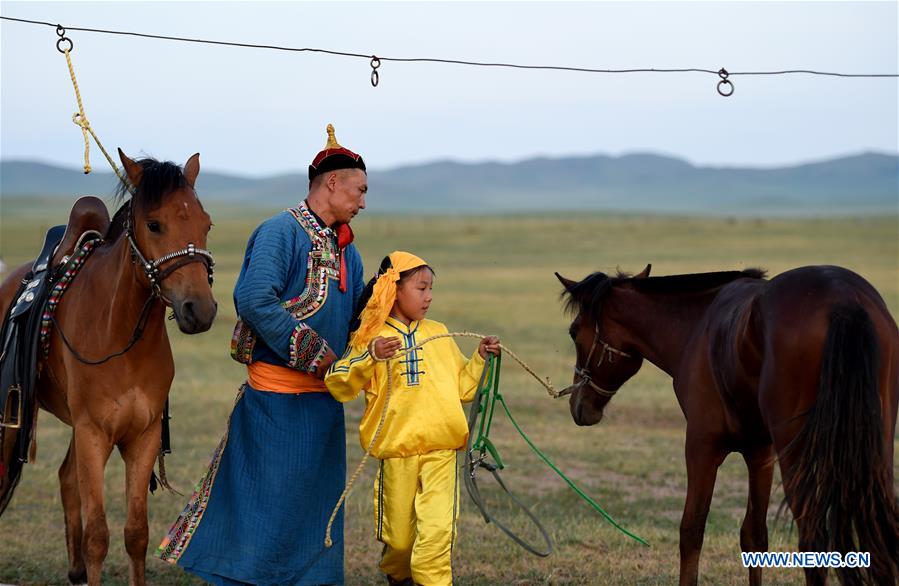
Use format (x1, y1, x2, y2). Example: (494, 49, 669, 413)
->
(51, 199, 216, 367)
(563, 323, 632, 398)
(124, 200, 215, 299)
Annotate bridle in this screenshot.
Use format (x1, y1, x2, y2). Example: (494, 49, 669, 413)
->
(560, 323, 632, 398)
(124, 200, 215, 299)
(51, 199, 216, 366)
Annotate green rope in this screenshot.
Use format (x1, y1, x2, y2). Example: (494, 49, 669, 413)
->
(477, 355, 650, 547)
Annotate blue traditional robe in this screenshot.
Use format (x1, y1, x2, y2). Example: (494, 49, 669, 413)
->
(158, 201, 364, 586)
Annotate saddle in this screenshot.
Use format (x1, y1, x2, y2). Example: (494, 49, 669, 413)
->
(51, 196, 110, 267)
(0, 196, 109, 515)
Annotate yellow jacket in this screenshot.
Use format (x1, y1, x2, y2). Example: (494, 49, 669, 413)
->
(325, 316, 486, 458)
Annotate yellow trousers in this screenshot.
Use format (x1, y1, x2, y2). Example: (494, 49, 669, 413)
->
(374, 449, 460, 586)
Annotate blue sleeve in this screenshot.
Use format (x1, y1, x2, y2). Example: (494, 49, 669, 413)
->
(351, 247, 364, 313)
(234, 217, 332, 372)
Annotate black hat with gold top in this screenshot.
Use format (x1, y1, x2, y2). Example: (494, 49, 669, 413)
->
(308, 124, 366, 182)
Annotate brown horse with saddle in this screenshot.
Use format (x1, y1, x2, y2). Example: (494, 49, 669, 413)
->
(0, 150, 217, 585)
(556, 264, 898, 585)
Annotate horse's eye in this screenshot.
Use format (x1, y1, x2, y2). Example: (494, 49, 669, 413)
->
(147, 221, 161, 233)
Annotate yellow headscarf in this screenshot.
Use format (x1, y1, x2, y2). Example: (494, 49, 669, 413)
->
(351, 251, 429, 351)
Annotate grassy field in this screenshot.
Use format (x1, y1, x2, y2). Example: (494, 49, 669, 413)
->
(0, 196, 897, 585)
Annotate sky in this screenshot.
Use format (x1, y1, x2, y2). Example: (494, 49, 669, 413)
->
(1, 1, 897, 176)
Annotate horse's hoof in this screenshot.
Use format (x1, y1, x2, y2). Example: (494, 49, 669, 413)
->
(67, 568, 87, 585)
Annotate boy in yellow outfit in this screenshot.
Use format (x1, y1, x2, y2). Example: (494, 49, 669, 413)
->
(325, 251, 500, 586)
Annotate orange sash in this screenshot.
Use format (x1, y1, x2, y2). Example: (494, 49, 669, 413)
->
(247, 361, 328, 394)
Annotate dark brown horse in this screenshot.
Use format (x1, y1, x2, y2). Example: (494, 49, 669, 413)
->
(0, 150, 217, 585)
(556, 264, 898, 585)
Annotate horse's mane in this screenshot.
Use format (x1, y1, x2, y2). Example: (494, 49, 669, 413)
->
(105, 158, 188, 243)
(562, 268, 767, 320)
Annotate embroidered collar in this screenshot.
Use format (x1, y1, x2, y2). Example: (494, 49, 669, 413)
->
(299, 201, 333, 239)
(386, 315, 420, 335)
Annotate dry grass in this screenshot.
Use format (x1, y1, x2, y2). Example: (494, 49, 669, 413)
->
(0, 198, 896, 585)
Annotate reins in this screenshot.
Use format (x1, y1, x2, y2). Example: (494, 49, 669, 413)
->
(323, 332, 648, 551)
(468, 353, 649, 548)
(464, 354, 553, 556)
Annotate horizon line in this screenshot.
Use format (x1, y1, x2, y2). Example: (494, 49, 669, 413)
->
(1, 149, 896, 180)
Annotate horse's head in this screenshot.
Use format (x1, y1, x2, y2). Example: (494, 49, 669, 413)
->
(117, 149, 217, 334)
(555, 265, 650, 426)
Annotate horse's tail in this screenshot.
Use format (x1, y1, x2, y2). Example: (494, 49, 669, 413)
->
(787, 303, 899, 585)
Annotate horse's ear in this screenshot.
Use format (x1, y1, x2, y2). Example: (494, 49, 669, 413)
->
(555, 272, 577, 291)
(183, 153, 200, 188)
(634, 264, 652, 279)
(118, 148, 143, 187)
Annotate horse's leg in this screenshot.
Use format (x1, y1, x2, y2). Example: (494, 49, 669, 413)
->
(777, 458, 828, 586)
(74, 424, 114, 586)
(740, 445, 774, 586)
(59, 434, 87, 584)
(120, 422, 161, 586)
(679, 433, 727, 586)
(763, 380, 827, 586)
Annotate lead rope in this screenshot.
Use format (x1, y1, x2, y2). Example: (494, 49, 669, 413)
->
(56, 25, 135, 195)
(323, 332, 558, 548)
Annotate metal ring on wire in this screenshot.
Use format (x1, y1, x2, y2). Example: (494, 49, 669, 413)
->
(370, 56, 381, 87)
(56, 25, 73, 53)
(717, 68, 734, 97)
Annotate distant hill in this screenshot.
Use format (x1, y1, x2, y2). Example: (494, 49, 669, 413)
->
(1, 152, 896, 215)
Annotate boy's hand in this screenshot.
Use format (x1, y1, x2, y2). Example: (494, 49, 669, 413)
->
(371, 336, 402, 360)
(479, 336, 501, 359)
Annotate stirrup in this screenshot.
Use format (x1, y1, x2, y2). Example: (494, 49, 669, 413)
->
(0, 384, 23, 429)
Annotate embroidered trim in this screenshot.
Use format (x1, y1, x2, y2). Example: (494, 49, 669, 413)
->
(39, 239, 100, 356)
(385, 320, 423, 386)
(329, 350, 369, 374)
(156, 386, 246, 564)
(230, 320, 256, 364)
(284, 204, 341, 321)
(451, 457, 458, 556)
(230, 203, 344, 365)
(377, 459, 385, 541)
(401, 332, 421, 387)
(288, 323, 332, 373)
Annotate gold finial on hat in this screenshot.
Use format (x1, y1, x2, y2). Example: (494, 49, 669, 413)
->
(325, 124, 342, 149)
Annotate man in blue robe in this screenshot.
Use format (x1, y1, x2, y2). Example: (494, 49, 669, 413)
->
(158, 125, 367, 586)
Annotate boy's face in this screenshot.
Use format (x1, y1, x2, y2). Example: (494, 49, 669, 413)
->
(394, 268, 433, 323)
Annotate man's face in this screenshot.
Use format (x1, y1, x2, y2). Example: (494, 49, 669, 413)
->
(330, 169, 368, 224)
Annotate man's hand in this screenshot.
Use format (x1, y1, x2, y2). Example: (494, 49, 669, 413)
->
(478, 335, 501, 359)
(371, 336, 402, 360)
(314, 347, 339, 379)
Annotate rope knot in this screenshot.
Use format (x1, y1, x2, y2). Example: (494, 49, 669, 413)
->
(71, 112, 90, 129)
